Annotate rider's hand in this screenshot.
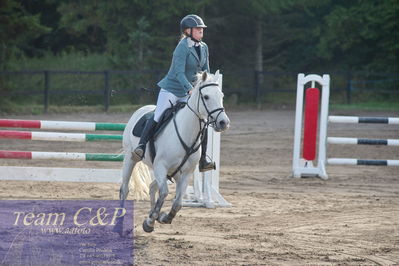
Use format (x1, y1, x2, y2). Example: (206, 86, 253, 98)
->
(188, 90, 192, 95)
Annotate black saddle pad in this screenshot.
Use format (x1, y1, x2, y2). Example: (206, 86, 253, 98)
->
(132, 111, 154, 137)
(132, 102, 186, 138)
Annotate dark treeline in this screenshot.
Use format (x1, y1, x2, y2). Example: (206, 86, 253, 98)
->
(2, 0, 398, 73)
(1, 0, 398, 109)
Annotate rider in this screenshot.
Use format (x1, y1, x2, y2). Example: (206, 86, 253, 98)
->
(132, 14, 216, 172)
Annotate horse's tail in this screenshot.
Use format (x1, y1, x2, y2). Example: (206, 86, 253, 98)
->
(129, 161, 152, 200)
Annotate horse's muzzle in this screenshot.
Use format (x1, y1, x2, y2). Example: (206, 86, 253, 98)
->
(214, 117, 230, 132)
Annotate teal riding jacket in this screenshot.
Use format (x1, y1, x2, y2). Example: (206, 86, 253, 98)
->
(158, 37, 210, 97)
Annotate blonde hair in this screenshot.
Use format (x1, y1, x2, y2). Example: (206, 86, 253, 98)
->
(179, 29, 190, 41)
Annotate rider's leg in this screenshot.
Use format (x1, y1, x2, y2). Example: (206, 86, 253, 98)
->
(153, 89, 180, 123)
(176, 94, 189, 104)
(199, 129, 216, 172)
(132, 118, 157, 162)
(132, 89, 179, 162)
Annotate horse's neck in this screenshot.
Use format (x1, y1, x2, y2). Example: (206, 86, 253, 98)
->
(174, 98, 202, 146)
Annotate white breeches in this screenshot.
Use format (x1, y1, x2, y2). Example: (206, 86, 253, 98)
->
(154, 89, 189, 122)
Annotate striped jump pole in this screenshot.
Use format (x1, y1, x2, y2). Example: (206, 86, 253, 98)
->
(327, 137, 399, 146)
(0, 130, 122, 142)
(328, 158, 399, 166)
(0, 119, 126, 183)
(329, 116, 399, 124)
(0, 119, 126, 131)
(292, 73, 399, 179)
(327, 115, 399, 168)
(0, 119, 124, 183)
(0, 150, 123, 161)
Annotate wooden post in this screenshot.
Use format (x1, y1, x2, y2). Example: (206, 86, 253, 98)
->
(346, 71, 352, 105)
(254, 18, 263, 109)
(104, 71, 110, 112)
(44, 71, 49, 113)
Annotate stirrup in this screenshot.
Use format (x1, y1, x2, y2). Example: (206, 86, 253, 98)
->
(132, 145, 145, 162)
(199, 160, 216, 172)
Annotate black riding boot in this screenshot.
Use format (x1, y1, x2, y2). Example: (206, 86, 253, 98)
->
(199, 130, 216, 172)
(132, 118, 157, 162)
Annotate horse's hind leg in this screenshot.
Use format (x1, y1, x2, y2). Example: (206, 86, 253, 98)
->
(119, 152, 135, 204)
(143, 166, 168, 233)
(158, 173, 189, 224)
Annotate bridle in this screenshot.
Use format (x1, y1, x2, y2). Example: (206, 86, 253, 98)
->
(187, 82, 225, 127)
(167, 82, 225, 181)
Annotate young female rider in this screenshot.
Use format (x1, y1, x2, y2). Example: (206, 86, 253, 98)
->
(132, 14, 215, 172)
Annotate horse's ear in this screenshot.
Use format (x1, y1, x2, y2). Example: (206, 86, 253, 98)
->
(201, 71, 208, 82)
(215, 70, 220, 81)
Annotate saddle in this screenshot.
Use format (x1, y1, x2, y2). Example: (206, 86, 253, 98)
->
(132, 102, 187, 162)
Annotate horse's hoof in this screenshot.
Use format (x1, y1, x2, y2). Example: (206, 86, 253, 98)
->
(142, 218, 154, 233)
(157, 212, 172, 224)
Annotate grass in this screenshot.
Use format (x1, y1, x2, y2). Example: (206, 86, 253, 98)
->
(330, 101, 399, 111)
(0, 104, 142, 115)
(2, 101, 398, 116)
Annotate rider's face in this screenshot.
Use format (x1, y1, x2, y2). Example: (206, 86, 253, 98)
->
(191, 27, 204, 40)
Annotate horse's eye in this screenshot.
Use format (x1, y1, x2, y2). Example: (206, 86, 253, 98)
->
(204, 95, 209, 100)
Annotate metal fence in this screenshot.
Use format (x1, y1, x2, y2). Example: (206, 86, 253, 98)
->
(0, 70, 398, 112)
(0, 70, 164, 112)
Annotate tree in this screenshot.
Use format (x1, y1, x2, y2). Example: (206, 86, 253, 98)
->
(317, 0, 399, 72)
(0, 0, 50, 70)
(56, 0, 210, 69)
(0, 0, 50, 102)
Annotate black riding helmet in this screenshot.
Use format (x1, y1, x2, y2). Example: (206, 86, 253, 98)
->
(180, 14, 207, 33)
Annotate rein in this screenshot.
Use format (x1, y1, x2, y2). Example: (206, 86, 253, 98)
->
(166, 82, 224, 181)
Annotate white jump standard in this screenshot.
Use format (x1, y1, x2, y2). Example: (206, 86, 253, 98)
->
(292, 74, 330, 179)
(292, 73, 399, 179)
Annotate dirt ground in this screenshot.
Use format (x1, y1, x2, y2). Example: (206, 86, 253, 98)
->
(1, 109, 399, 265)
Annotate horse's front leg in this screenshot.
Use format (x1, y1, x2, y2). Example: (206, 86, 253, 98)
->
(158, 172, 190, 224)
(142, 166, 169, 233)
(149, 180, 158, 211)
(114, 153, 135, 235)
(119, 152, 135, 204)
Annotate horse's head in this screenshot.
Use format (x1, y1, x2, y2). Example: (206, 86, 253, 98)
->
(190, 70, 230, 132)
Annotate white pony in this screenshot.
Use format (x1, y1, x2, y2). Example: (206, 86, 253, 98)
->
(119, 71, 230, 233)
